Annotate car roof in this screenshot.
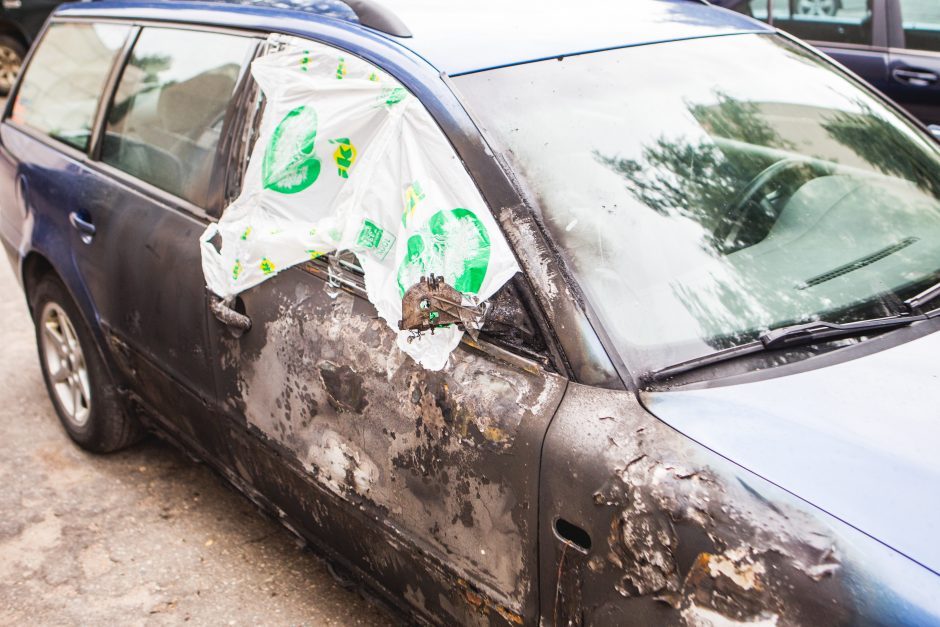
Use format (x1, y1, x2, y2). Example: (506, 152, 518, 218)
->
(57, 0, 771, 76)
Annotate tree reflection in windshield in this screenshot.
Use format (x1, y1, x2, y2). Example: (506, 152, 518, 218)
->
(822, 102, 940, 199)
(594, 91, 791, 250)
(455, 34, 940, 374)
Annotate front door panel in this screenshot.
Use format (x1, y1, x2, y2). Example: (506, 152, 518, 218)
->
(211, 262, 566, 624)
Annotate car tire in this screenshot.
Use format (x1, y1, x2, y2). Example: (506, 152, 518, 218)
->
(32, 276, 143, 453)
(0, 34, 25, 97)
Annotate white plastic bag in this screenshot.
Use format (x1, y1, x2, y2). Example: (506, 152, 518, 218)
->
(200, 37, 519, 370)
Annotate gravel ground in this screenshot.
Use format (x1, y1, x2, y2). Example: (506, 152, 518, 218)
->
(0, 260, 395, 625)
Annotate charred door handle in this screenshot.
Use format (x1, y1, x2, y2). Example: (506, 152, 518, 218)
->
(68, 211, 96, 244)
(210, 294, 251, 335)
(892, 68, 938, 87)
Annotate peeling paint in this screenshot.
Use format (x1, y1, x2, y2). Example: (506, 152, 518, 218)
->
(219, 265, 566, 623)
(541, 384, 856, 626)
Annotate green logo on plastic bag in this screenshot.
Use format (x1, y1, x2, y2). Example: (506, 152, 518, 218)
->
(330, 138, 357, 178)
(336, 57, 346, 80)
(356, 218, 396, 260)
(262, 105, 321, 195)
(260, 257, 276, 275)
(382, 87, 407, 108)
(396, 208, 490, 296)
(402, 181, 425, 226)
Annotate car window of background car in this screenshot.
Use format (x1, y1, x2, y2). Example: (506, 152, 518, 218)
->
(102, 27, 255, 207)
(899, 0, 940, 52)
(455, 34, 940, 376)
(729, 0, 874, 45)
(9, 22, 129, 151)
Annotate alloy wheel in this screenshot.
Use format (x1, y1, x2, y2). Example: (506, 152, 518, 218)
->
(40, 302, 91, 427)
(796, 0, 838, 16)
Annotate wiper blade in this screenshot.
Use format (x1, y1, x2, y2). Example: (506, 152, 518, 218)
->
(651, 314, 925, 382)
(757, 315, 923, 350)
(905, 280, 940, 313)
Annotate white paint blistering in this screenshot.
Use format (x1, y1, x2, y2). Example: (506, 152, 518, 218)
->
(681, 605, 779, 627)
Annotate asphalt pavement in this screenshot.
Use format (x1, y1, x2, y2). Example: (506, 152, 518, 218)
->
(0, 261, 394, 625)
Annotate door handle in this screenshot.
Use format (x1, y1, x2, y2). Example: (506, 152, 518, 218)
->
(209, 293, 251, 336)
(892, 68, 939, 87)
(68, 211, 96, 244)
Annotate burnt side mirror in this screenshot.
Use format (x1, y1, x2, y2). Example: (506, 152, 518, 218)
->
(479, 280, 545, 355)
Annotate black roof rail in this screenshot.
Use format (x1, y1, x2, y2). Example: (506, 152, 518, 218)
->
(344, 0, 411, 37)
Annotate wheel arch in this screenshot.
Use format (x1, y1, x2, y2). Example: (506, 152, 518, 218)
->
(21, 250, 56, 317)
(0, 19, 31, 49)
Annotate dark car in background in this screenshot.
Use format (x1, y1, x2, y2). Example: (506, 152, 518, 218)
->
(3, 0, 940, 624)
(716, 0, 940, 130)
(0, 0, 73, 93)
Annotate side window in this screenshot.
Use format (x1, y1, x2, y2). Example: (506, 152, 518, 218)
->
(772, 0, 874, 45)
(717, 0, 769, 20)
(725, 0, 875, 45)
(10, 22, 130, 151)
(899, 0, 940, 52)
(102, 27, 255, 207)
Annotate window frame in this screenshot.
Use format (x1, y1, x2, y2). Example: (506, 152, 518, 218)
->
(2, 16, 264, 223)
(2, 19, 135, 162)
(90, 20, 263, 220)
(226, 34, 557, 370)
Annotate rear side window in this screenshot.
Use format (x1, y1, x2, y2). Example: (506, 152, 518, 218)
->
(102, 27, 254, 207)
(900, 0, 940, 52)
(10, 22, 130, 151)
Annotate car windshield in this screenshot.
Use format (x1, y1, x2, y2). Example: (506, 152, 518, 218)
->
(455, 34, 940, 375)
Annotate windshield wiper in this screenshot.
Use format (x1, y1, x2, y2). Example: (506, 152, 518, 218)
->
(758, 315, 924, 350)
(904, 279, 940, 313)
(651, 313, 928, 382)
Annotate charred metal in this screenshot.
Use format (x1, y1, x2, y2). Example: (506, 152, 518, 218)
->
(541, 384, 854, 626)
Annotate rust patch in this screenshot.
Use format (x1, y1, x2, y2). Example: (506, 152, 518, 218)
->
(458, 578, 525, 625)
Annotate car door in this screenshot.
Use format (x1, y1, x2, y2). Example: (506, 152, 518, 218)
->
(886, 0, 940, 126)
(70, 24, 258, 444)
(730, 0, 892, 96)
(0, 20, 130, 284)
(205, 38, 568, 625)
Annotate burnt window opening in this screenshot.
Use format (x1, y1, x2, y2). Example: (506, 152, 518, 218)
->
(301, 251, 549, 364)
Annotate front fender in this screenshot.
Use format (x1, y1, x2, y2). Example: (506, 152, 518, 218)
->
(539, 383, 940, 625)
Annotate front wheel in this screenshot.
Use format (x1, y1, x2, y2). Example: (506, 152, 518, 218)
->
(32, 277, 142, 452)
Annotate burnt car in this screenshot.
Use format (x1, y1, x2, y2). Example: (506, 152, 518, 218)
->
(2, 0, 940, 624)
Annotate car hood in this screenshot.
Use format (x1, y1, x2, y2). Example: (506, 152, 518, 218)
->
(644, 329, 940, 576)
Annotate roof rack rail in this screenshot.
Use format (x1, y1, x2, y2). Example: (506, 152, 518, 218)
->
(344, 0, 411, 38)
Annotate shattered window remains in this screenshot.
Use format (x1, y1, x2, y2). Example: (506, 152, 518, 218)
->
(201, 35, 520, 370)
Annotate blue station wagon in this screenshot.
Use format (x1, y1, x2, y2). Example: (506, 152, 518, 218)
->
(2, 0, 940, 624)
